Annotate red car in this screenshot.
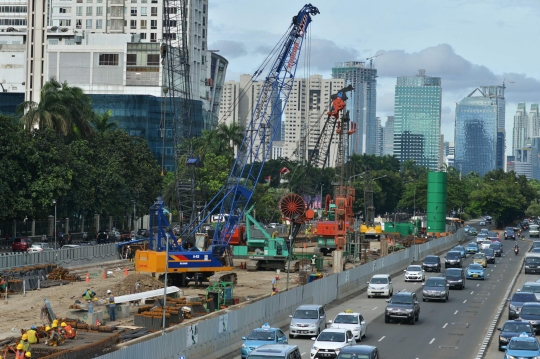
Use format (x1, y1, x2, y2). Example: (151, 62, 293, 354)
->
(12, 237, 32, 252)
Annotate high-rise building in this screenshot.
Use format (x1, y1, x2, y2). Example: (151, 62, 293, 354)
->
(454, 88, 501, 177)
(393, 69, 441, 170)
(382, 116, 394, 156)
(506, 155, 516, 173)
(515, 141, 532, 179)
(479, 86, 505, 170)
(219, 80, 240, 126)
(331, 61, 377, 155)
(439, 134, 444, 170)
(513, 103, 529, 155)
(444, 141, 455, 157)
(375, 116, 383, 156)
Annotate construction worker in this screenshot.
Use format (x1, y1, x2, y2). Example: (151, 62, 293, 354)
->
(60, 322, 77, 340)
(45, 326, 60, 346)
(26, 326, 39, 344)
(19, 333, 30, 352)
(0, 276, 5, 292)
(82, 288, 96, 301)
(107, 289, 116, 321)
(15, 344, 25, 359)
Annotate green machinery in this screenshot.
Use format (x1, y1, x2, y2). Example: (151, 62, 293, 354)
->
(206, 282, 234, 312)
(233, 206, 300, 271)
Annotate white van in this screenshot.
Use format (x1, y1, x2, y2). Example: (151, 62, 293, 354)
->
(530, 224, 540, 237)
(524, 252, 540, 274)
(210, 213, 229, 223)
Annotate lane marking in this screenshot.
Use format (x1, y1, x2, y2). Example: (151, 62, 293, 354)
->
(491, 269, 493, 272)
(301, 353, 306, 357)
(477, 284, 480, 287)
(378, 336, 385, 342)
(463, 300, 467, 304)
(372, 307, 378, 310)
(429, 338, 435, 344)
(443, 323, 448, 328)
(470, 291, 474, 295)
(454, 310, 458, 315)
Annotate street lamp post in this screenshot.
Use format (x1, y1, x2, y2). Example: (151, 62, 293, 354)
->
(52, 199, 57, 249)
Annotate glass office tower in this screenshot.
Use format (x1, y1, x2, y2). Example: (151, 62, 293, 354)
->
(454, 90, 498, 177)
(393, 70, 441, 170)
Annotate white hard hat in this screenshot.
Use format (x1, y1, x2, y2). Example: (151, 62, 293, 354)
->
(107, 290, 111, 294)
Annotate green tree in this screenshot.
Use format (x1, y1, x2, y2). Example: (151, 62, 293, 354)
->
(526, 202, 540, 218)
(91, 110, 118, 133)
(216, 122, 244, 159)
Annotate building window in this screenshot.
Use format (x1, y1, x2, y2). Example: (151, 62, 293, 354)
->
(140, 19, 147, 29)
(130, 19, 136, 29)
(130, 6, 137, 15)
(147, 54, 159, 66)
(202, 16, 205, 26)
(202, 4, 206, 13)
(99, 53, 119, 66)
(86, 0, 92, 3)
(150, 33, 157, 42)
(49, 39, 59, 45)
(96, 6, 102, 15)
(140, 32, 146, 39)
(97, 0, 102, 3)
(127, 54, 137, 65)
(202, 29, 205, 38)
(131, 0, 136, 2)
(76, 19, 82, 28)
(141, 0, 146, 3)
(150, 19, 157, 29)
(140, 7, 146, 15)
(86, 6, 92, 15)
(96, 19, 102, 29)
(150, 6, 157, 15)
(86, 19, 92, 28)
(76, 6, 82, 15)
(59, 7, 68, 13)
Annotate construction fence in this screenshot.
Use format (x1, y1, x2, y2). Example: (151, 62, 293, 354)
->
(0, 243, 120, 270)
(95, 229, 464, 359)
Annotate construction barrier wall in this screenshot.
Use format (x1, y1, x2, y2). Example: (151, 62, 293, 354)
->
(95, 229, 464, 359)
(0, 243, 119, 270)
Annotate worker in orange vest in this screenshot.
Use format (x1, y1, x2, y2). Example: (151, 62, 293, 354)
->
(15, 344, 25, 359)
(60, 322, 77, 339)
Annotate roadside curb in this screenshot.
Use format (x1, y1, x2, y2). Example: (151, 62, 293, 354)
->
(475, 254, 524, 358)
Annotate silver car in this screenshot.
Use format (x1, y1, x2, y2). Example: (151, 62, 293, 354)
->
(422, 277, 450, 302)
(288, 304, 326, 338)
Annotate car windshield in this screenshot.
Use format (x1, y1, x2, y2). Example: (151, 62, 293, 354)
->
(426, 279, 446, 287)
(522, 306, 540, 315)
(247, 330, 276, 341)
(468, 243, 478, 247)
(454, 246, 464, 251)
(513, 293, 537, 302)
(424, 257, 438, 263)
(506, 227, 514, 231)
(317, 331, 345, 342)
(337, 355, 370, 359)
(522, 285, 540, 293)
(490, 244, 501, 249)
(526, 257, 540, 264)
(334, 315, 358, 324)
(508, 339, 539, 351)
(474, 254, 485, 259)
(482, 241, 492, 245)
(469, 264, 483, 270)
(294, 310, 318, 319)
(370, 277, 388, 284)
(445, 270, 461, 278)
(407, 265, 422, 272)
(248, 356, 285, 359)
(534, 242, 540, 247)
(391, 295, 413, 304)
(482, 249, 494, 255)
(531, 225, 540, 230)
(533, 248, 540, 253)
(447, 252, 460, 259)
(503, 323, 532, 332)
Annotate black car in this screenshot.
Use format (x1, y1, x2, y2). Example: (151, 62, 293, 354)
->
(505, 227, 516, 240)
(519, 302, 540, 334)
(384, 291, 420, 325)
(445, 268, 466, 290)
(422, 255, 441, 272)
(484, 216, 492, 224)
(444, 251, 462, 268)
(490, 242, 503, 257)
(497, 319, 535, 351)
(137, 228, 149, 237)
(337, 345, 380, 359)
(487, 231, 500, 242)
(508, 292, 538, 320)
(481, 248, 496, 264)
(96, 230, 109, 244)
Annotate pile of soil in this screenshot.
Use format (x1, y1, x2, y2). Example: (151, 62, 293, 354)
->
(112, 274, 163, 296)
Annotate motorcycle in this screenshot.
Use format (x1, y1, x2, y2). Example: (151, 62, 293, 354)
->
(514, 247, 519, 255)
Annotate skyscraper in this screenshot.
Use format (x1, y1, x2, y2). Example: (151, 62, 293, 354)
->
(479, 86, 505, 170)
(393, 70, 441, 170)
(331, 61, 377, 155)
(382, 116, 394, 156)
(454, 88, 500, 177)
(513, 103, 529, 155)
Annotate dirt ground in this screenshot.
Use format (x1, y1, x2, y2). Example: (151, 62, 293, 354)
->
(0, 257, 324, 342)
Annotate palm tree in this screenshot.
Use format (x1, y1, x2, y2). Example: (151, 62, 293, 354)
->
(61, 81, 94, 138)
(91, 110, 118, 133)
(217, 122, 245, 157)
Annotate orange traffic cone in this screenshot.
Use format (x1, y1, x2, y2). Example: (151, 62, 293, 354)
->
(102, 270, 107, 280)
(124, 268, 129, 276)
(85, 273, 90, 282)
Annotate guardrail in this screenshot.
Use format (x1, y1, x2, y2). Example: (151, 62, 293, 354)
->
(0, 243, 119, 269)
(96, 229, 464, 359)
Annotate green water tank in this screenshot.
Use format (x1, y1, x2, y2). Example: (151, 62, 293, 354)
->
(427, 172, 447, 233)
(395, 222, 414, 236)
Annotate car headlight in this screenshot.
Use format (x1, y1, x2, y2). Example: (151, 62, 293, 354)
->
(335, 348, 341, 354)
(368, 286, 374, 290)
(242, 344, 246, 348)
(510, 304, 517, 311)
(423, 290, 428, 294)
(354, 326, 361, 331)
(405, 309, 413, 313)
(499, 336, 508, 342)
(309, 323, 317, 327)
(312, 346, 319, 351)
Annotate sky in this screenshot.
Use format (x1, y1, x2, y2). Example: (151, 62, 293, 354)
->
(208, 0, 540, 153)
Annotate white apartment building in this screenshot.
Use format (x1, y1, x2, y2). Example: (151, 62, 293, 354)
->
(219, 79, 239, 125)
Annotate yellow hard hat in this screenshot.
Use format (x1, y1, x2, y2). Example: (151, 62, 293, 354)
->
(17, 343, 24, 350)
(61, 322, 67, 327)
(22, 334, 28, 340)
(25, 352, 31, 358)
(52, 319, 58, 324)
(45, 326, 51, 331)
(52, 323, 58, 328)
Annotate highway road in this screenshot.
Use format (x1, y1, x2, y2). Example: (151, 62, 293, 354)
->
(227, 219, 529, 359)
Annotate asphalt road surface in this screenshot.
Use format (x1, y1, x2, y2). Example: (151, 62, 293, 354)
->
(228, 219, 530, 359)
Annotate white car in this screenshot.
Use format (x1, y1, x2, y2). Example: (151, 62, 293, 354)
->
(367, 274, 393, 298)
(310, 328, 354, 358)
(328, 311, 367, 341)
(404, 265, 425, 282)
(27, 243, 53, 253)
(480, 240, 492, 250)
(479, 221, 486, 226)
(530, 225, 540, 237)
